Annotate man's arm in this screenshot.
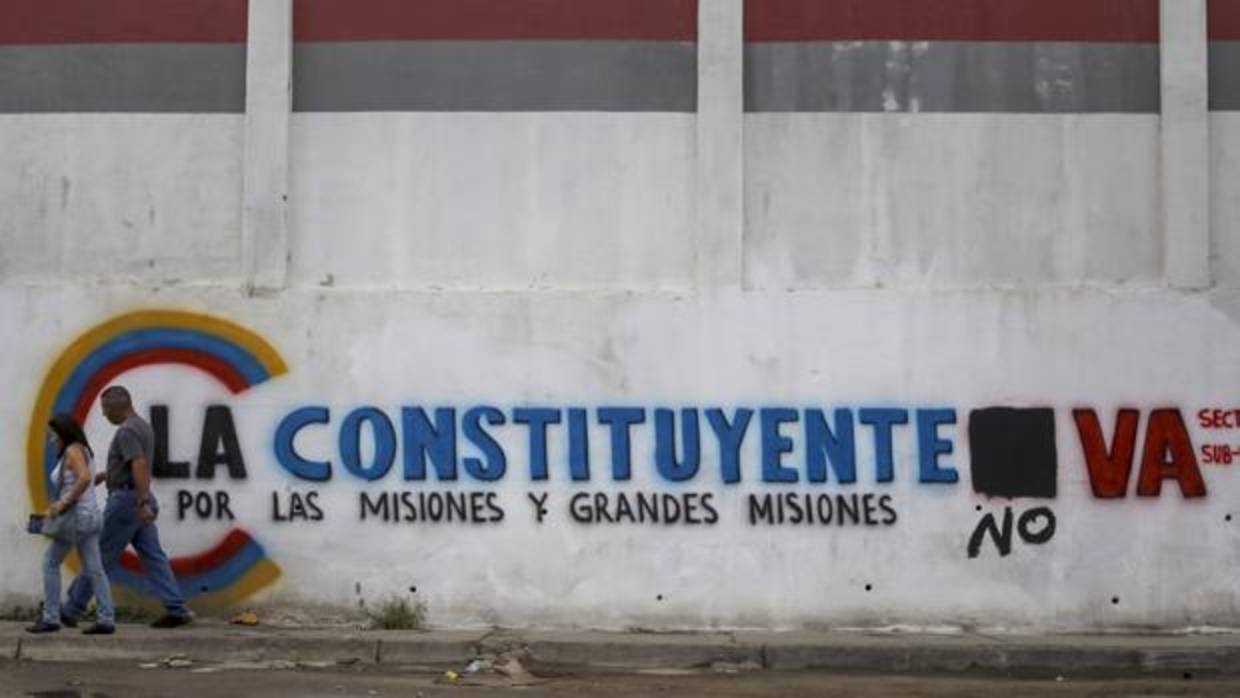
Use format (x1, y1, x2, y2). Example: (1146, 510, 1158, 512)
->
(133, 454, 156, 522)
(132, 454, 151, 502)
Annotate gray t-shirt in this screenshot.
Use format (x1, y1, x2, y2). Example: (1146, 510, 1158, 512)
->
(107, 414, 154, 491)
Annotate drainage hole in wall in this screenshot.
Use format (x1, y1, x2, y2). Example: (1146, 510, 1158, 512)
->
(1111, 596, 1120, 605)
(1183, 672, 1193, 680)
(864, 584, 872, 592)
(409, 586, 417, 594)
(1227, 514, 1233, 522)
(975, 505, 982, 512)
(656, 594, 664, 602)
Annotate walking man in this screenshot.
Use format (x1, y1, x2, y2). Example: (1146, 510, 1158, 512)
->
(61, 385, 193, 628)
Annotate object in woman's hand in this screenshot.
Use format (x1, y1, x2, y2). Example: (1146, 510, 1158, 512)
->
(27, 514, 45, 534)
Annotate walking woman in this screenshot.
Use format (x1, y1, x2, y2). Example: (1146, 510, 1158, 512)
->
(27, 413, 115, 634)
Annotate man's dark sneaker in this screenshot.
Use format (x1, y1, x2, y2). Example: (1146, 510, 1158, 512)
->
(82, 623, 116, 635)
(150, 613, 192, 629)
(59, 612, 78, 628)
(25, 621, 60, 634)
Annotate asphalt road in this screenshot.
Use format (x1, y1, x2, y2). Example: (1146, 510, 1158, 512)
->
(2, 660, 1238, 698)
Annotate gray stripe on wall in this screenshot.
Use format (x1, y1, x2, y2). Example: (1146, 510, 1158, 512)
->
(293, 41, 696, 112)
(0, 44, 245, 113)
(1210, 41, 1240, 111)
(746, 41, 1160, 113)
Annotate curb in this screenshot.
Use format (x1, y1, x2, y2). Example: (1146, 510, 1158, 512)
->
(498, 631, 762, 670)
(4, 623, 1239, 676)
(10, 629, 383, 665)
(757, 643, 1240, 674)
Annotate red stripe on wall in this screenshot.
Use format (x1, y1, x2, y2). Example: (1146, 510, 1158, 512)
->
(745, 0, 1159, 43)
(70, 349, 248, 426)
(0, 0, 247, 44)
(119, 529, 252, 577)
(295, 0, 697, 42)
(1211, 0, 1240, 40)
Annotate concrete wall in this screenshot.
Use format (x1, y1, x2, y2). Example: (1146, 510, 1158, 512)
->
(2, 0, 1239, 632)
(745, 113, 1163, 288)
(288, 113, 697, 290)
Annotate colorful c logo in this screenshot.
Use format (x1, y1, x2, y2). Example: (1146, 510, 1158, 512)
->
(26, 310, 287, 608)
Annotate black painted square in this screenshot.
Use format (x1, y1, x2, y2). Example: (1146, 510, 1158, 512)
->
(968, 407, 1057, 498)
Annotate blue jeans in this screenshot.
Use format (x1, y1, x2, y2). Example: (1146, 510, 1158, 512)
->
(42, 507, 114, 626)
(63, 491, 188, 620)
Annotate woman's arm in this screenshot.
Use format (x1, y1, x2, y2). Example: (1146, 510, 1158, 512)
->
(50, 444, 91, 516)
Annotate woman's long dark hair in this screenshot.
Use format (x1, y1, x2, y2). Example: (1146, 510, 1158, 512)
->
(48, 413, 93, 459)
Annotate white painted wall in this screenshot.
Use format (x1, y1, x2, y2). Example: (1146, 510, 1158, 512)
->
(0, 115, 244, 286)
(2, 0, 1240, 632)
(1, 287, 1238, 630)
(288, 114, 696, 291)
(744, 114, 1163, 290)
(1211, 114, 1240, 288)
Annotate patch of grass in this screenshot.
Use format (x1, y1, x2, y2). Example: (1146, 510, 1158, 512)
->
(110, 604, 163, 624)
(366, 596, 426, 630)
(0, 604, 39, 622)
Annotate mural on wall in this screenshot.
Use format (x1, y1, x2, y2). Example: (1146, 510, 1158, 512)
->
(26, 309, 1237, 604)
(25, 310, 287, 607)
(270, 405, 958, 529)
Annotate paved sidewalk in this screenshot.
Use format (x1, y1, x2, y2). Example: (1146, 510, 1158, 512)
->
(3, 621, 1240, 675)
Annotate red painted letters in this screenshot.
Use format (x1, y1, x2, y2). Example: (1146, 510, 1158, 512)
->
(1074, 409, 1139, 498)
(1074, 408, 1206, 498)
(1136, 409, 1206, 497)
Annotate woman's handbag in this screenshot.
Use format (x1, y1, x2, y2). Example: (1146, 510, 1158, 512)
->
(40, 512, 73, 541)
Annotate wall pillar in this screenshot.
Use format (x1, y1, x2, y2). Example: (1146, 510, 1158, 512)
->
(1160, 0, 1210, 289)
(241, 0, 292, 293)
(695, 0, 745, 290)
